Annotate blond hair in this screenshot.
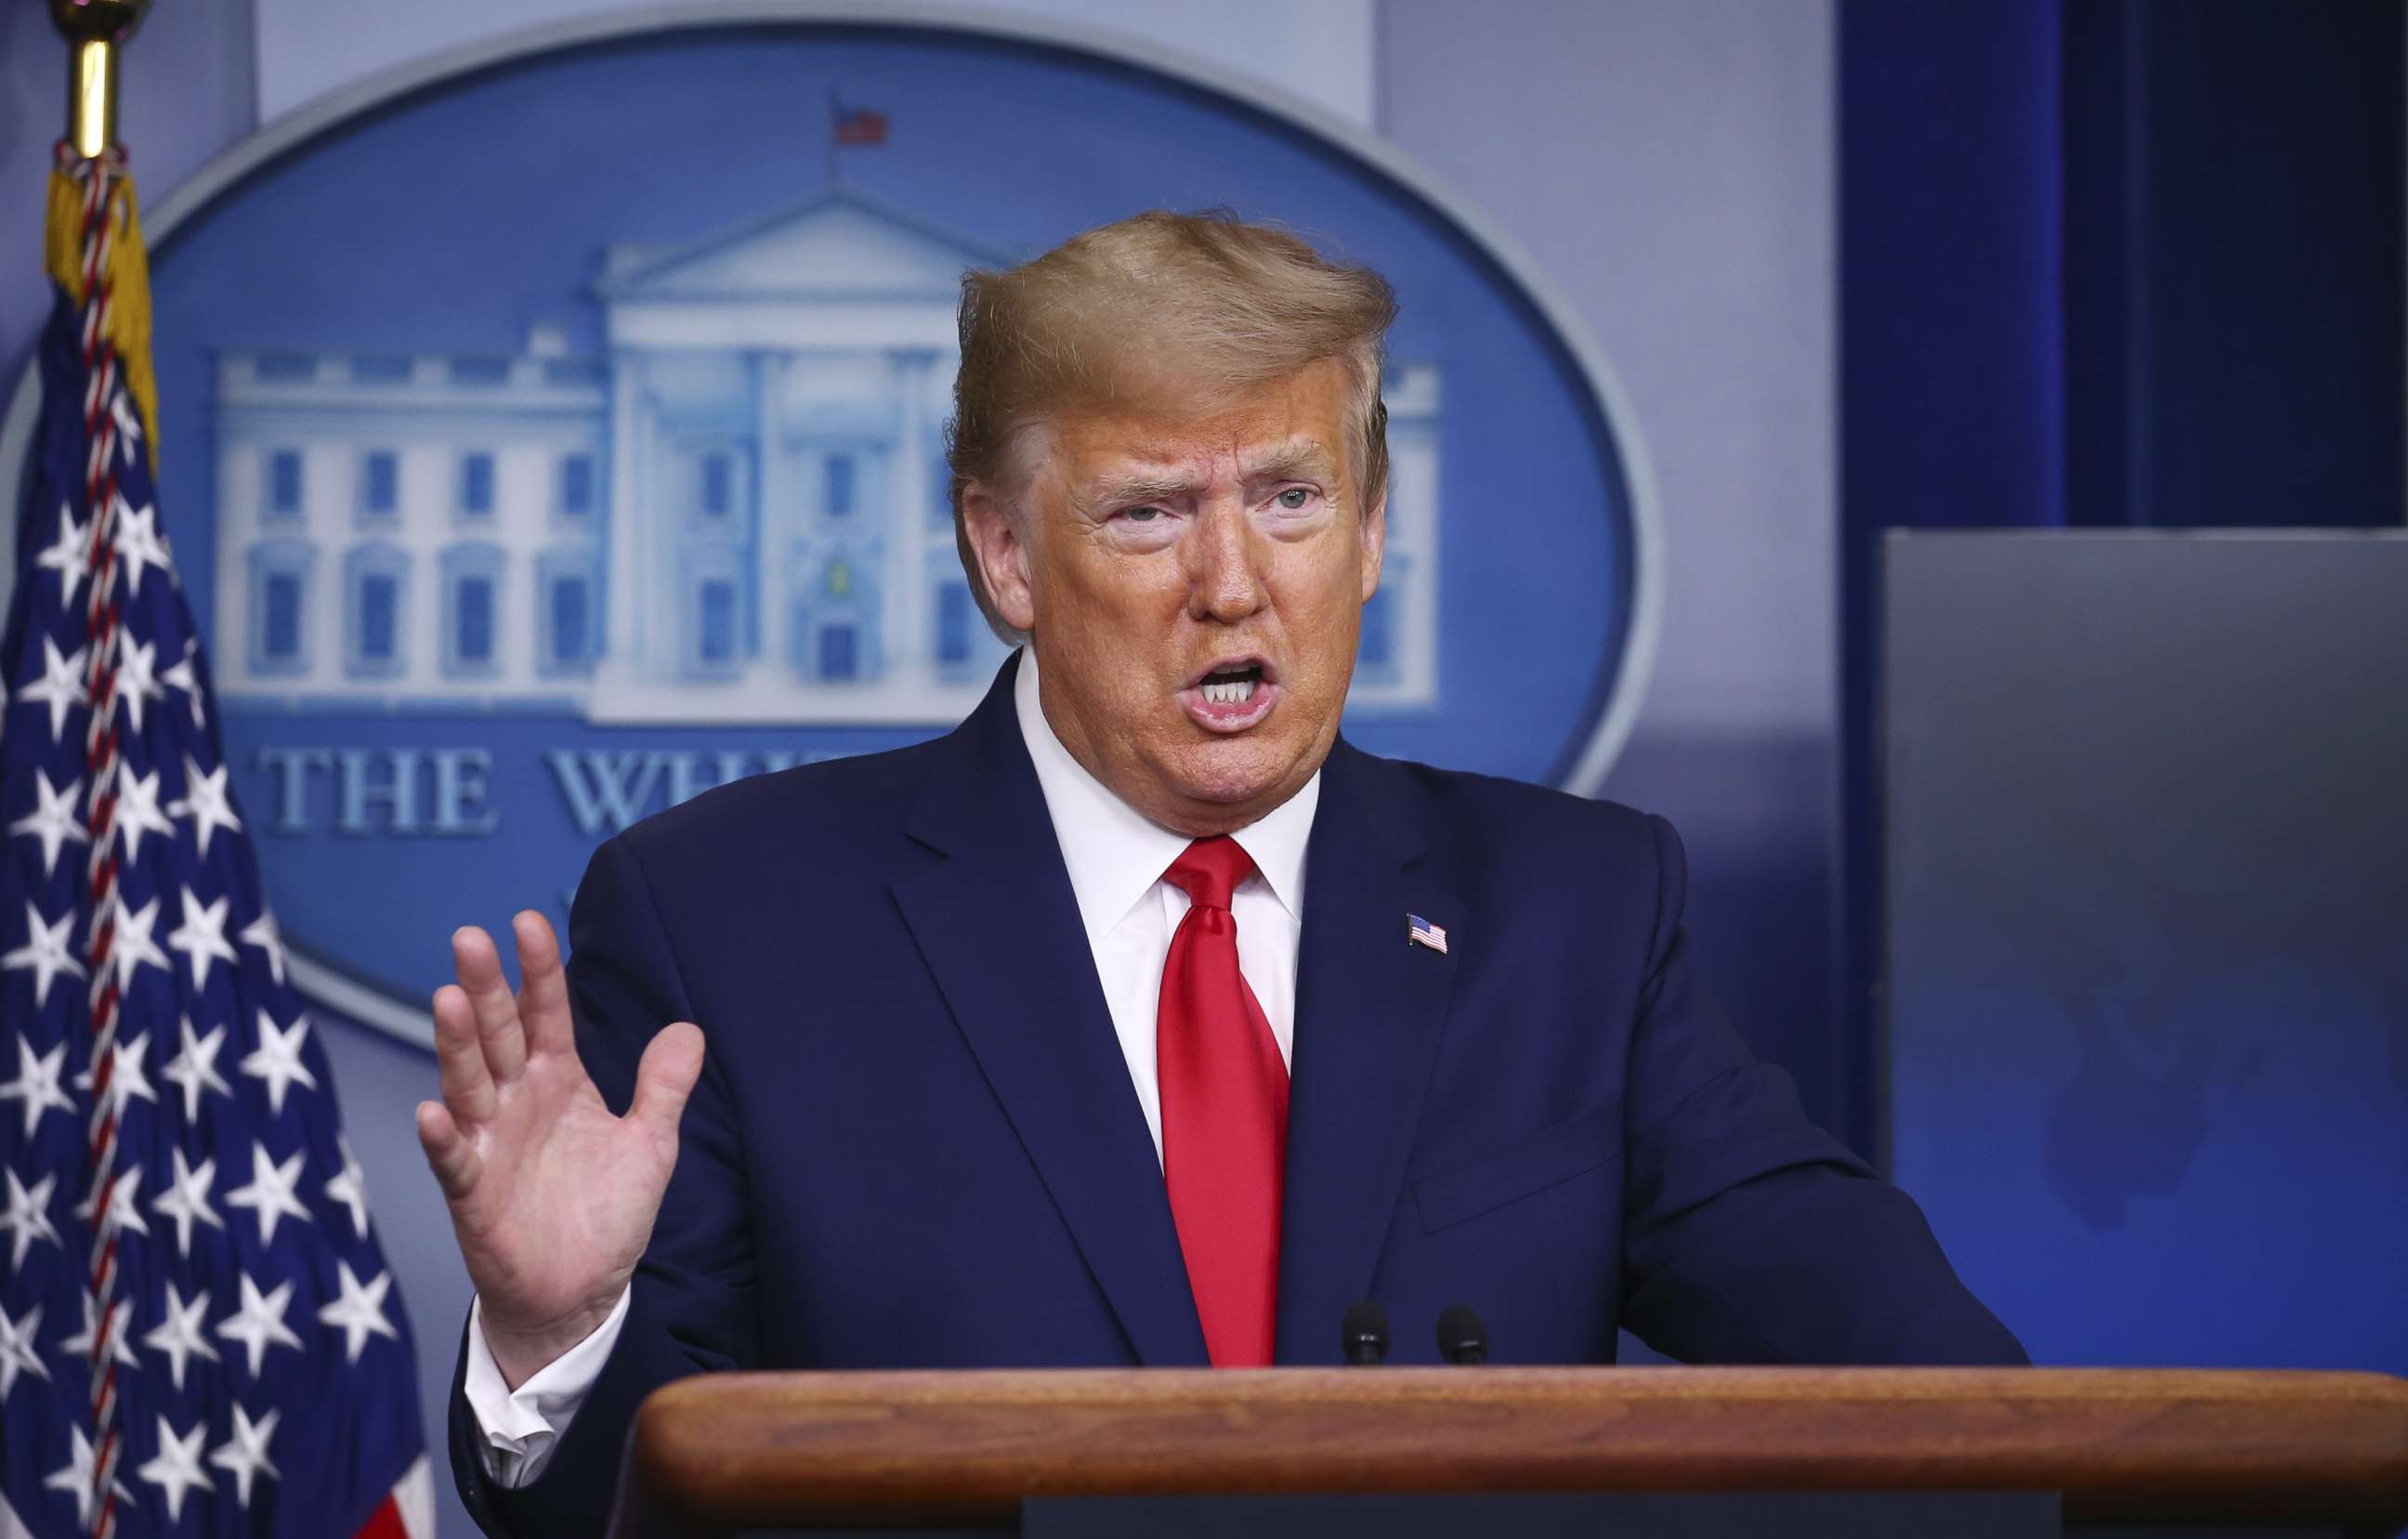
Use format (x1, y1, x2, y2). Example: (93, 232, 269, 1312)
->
(946, 210, 1399, 639)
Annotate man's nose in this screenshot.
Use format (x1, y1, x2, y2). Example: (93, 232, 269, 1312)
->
(1184, 498, 1267, 622)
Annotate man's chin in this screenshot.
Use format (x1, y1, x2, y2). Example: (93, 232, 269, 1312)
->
(1155, 736, 1315, 821)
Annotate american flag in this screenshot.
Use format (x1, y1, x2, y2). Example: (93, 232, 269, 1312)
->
(0, 145, 429, 1536)
(1408, 914, 1447, 955)
(831, 95, 889, 148)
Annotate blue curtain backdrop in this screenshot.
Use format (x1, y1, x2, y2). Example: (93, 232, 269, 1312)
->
(1838, 0, 2403, 1163)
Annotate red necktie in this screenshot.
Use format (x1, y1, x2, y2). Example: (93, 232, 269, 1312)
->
(1157, 836, 1289, 1366)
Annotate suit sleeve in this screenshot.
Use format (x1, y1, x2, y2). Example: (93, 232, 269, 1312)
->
(1616, 814, 2027, 1365)
(450, 832, 760, 1535)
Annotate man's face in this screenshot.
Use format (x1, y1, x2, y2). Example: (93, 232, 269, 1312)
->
(963, 359, 1384, 835)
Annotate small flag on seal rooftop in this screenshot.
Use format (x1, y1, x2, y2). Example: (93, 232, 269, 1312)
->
(831, 94, 889, 147)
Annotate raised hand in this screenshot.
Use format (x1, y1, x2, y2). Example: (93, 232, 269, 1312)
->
(414, 911, 705, 1389)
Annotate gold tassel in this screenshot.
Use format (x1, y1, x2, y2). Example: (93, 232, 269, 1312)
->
(44, 163, 163, 476)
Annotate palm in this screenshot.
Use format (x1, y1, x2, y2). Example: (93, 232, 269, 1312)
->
(454, 1052, 664, 1320)
(416, 913, 703, 1381)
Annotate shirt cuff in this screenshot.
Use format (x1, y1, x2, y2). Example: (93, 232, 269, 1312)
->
(463, 1285, 633, 1489)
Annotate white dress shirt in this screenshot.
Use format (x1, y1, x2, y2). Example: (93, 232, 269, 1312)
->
(465, 651, 1318, 1484)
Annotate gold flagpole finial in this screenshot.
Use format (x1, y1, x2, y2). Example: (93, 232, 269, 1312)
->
(49, 0, 151, 160)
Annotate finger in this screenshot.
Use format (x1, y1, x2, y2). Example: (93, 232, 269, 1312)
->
(452, 924, 529, 1087)
(415, 1099, 484, 1201)
(432, 982, 497, 1126)
(511, 910, 577, 1061)
(628, 1022, 705, 1142)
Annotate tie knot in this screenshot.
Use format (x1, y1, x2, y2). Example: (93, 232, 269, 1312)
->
(1164, 835, 1256, 912)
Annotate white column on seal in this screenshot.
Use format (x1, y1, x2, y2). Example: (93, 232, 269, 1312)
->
(753, 349, 789, 675)
(887, 348, 934, 680)
(605, 350, 646, 676)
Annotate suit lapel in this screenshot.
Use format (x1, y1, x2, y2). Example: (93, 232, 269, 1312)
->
(1274, 740, 1461, 1362)
(891, 655, 1210, 1366)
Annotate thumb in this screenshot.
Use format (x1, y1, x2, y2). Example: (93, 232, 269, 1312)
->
(629, 1021, 705, 1139)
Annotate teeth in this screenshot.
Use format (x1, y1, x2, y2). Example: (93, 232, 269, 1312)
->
(1201, 677, 1258, 706)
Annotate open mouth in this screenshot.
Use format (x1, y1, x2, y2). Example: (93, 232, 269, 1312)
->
(1197, 661, 1265, 706)
(1180, 657, 1280, 732)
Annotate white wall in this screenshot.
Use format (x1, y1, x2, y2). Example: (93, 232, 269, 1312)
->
(252, 0, 1378, 126)
(1381, 0, 1835, 737)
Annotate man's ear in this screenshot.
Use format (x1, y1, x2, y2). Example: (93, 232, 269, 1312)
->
(962, 481, 1038, 634)
(1358, 489, 1388, 603)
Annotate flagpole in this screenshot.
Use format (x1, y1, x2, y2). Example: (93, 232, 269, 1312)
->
(50, 0, 151, 160)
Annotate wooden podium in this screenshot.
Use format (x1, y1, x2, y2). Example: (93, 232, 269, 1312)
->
(605, 1367, 2408, 1536)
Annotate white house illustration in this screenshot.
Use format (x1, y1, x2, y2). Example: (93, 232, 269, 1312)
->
(211, 189, 1441, 723)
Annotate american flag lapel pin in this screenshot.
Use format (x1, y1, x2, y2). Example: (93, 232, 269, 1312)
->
(1408, 913, 1448, 954)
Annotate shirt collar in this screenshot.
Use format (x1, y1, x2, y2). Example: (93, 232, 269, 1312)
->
(1014, 648, 1320, 947)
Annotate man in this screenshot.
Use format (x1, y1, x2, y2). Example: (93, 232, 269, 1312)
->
(418, 212, 2023, 1534)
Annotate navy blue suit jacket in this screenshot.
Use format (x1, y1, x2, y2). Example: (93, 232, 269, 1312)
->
(452, 654, 2022, 1532)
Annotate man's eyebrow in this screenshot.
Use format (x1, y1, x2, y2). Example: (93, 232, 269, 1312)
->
(1082, 470, 1200, 507)
(1078, 444, 1338, 507)
(1243, 443, 1337, 481)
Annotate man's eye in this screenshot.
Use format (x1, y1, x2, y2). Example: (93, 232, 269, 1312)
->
(1122, 506, 1164, 523)
(1276, 488, 1314, 510)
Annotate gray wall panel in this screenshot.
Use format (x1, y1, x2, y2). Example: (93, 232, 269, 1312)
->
(1886, 531, 2408, 1370)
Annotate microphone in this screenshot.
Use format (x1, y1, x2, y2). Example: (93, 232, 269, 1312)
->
(1436, 1303, 1488, 1364)
(1340, 1299, 1390, 1365)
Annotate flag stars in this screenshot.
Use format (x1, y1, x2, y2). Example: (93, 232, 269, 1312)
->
(107, 893, 173, 994)
(216, 1271, 302, 1376)
(61, 1291, 137, 1372)
(170, 755, 243, 856)
(161, 636, 205, 731)
(225, 1141, 310, 1244)
(166, 886, 238, 990)
(141, 1282, 221, 1390)
(136, 1413, 215, 1521)
(114, 633, 165, 733)
(0, 1036, 73, 1136)
(113, 766, 177, 863)
(325, 1136, 372, 1239)
(13, 298, 426, 1516)
(209, 1403, 280, 1508)
(0, 1168, 59, 1269)
(34, 503, 90, 609)
(72, 1028, 156, 1123)
(240, 908, 286, 987)
(44, 1424, 132, 1528)
(316, 1259, 399, 1363)
(0, 1298, 46, 1401)
(163, 1014, 233, 1122)
(152, 1145, 223, 1257)
(113, 497, 174, 598)
(8, 767, 88, 877)
(241, 1010, 318, 1116)
(111, 389, 143, 462)
(72, 1164, 148, 1244)
(18, 635, 87, 744)
(3, 901, 85, 1010)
